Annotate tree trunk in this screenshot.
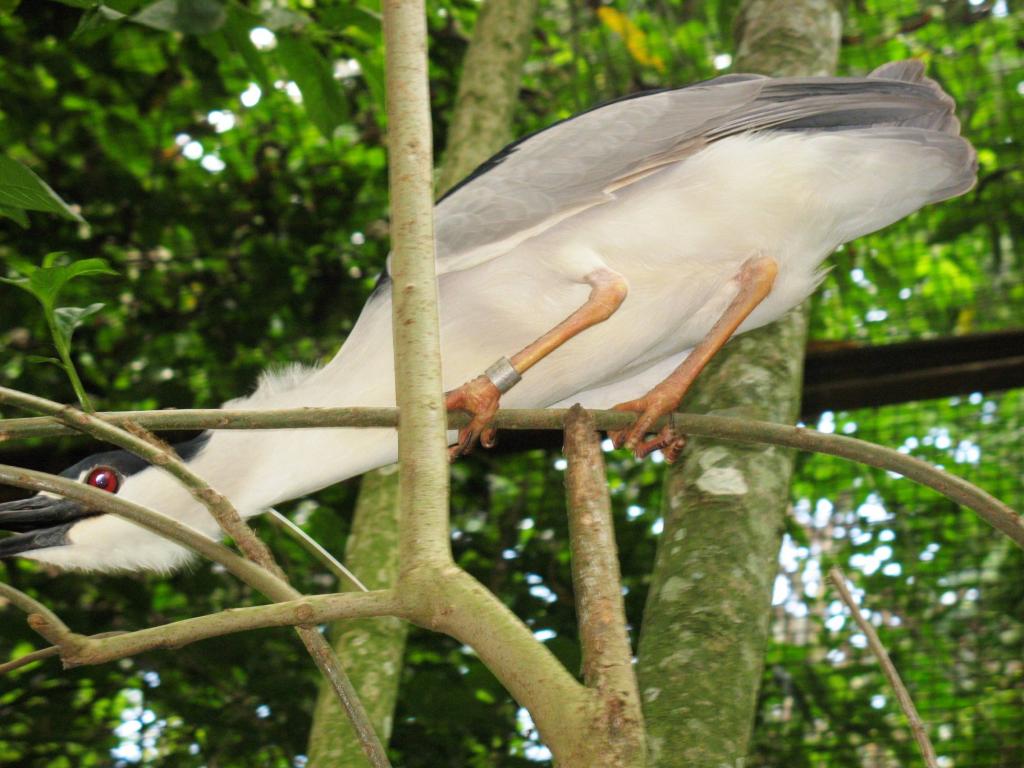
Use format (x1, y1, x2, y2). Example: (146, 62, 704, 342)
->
(305, 1, 537, 763)
(307, 468, 407, 766)
(437, 0, 539, 195)
(635, 2, 842, 766)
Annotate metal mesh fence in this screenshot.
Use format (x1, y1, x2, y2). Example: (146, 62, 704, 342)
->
(756, 389, 1023, 767)
(816, 0, 1024, 344)
(749, 5, 1024, 767)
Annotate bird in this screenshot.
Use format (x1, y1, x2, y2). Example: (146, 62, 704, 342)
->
(0, 60, 976, 573)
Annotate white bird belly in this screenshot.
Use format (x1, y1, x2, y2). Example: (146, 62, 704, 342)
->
(434, 129, 964, 407)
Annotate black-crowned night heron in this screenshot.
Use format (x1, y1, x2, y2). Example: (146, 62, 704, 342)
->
(0, 60, 976, 572)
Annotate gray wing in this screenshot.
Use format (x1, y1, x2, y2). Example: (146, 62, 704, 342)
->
(431, 60, 961, 275)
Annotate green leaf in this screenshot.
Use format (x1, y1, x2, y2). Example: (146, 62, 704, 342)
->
(0, 156, 85, 223)
(1, 255, 117, 311)
(0, 275, 31, 293)
(25, 355, 65, 369)
(0, 204, 29, 227)
(53, 303, 106, 349)
(73, 5, 128, 42)
(50, 0, 95, 7)
(277, 34, 349, 140)
(131, 0, 227, 35)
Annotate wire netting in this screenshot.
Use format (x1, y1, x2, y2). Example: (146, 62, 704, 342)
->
(764, 4, 1023, 766)
(756, 389, 1023, 767)
(560, 2, 1024, 765)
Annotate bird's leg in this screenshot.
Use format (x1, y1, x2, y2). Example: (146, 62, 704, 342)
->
(611, 254, 779, 459)
(446, 268, 628, 458)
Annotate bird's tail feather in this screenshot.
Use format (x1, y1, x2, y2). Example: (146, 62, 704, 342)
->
(868, 59, 962, 136)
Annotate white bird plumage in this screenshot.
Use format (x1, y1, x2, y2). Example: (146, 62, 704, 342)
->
(0, 60, 977, 572)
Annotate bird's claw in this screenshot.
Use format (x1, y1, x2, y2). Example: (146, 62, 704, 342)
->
(610, 393, 686, 463)
(635, 425, 687, 462)
(445, 375, 501, 461)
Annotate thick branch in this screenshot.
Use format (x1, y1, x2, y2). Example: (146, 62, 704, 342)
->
(436, 0, 538, 193)
(382, 0, 452, 571)
(56, 591, 399, 668)
(563, 406, 644, 765)
(307, 1, 543, 759)
(307, 467, 407, 765)
(636, 3, 839, 763)
(829, 567, 939, 768)
(402, 565, 593, 755)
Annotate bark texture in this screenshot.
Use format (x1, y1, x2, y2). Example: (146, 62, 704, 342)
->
(635, 2, 842, 765)
(306, 2, 538, 763)
(307, 467, 407, 766)
(564, 406, 646, 768)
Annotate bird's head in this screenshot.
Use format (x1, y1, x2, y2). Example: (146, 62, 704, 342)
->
(0, 435, 211, 573)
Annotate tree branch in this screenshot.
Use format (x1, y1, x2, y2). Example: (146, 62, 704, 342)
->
(0, 632, 124, 676)
(3, 406, 1018, 548)
(0, 580, 73, 639)
(307, 467, 407, 764)
(381, 0, 451, 572)
(436, 0, 539, 193)
(54, 591, 400, 667)
(375, 5, 601, 760)
(828, 567, 939, 768)
(410, 566, 593, 750)
(563, 405, 645, 766)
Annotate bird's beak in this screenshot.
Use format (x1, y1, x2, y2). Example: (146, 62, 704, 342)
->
(0, 494, 95, 533)
(0, 495, 98, 559)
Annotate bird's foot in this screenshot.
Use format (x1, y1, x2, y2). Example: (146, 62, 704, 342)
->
(610, 389, 687, 462)
(445, 375, 501, 460)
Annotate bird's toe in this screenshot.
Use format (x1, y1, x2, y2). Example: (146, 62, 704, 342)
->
(633, 425, 687, 462)
(610, 395, 685, 460)
(445, 375, 502, 460)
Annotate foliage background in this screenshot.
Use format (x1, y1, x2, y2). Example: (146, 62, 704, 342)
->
(0, 1, 1020, 766)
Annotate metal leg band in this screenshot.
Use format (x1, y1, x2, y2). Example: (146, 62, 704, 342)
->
(484, 357, 522, 394)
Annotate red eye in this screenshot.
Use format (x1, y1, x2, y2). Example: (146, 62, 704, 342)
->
(86, 466, 120, 493)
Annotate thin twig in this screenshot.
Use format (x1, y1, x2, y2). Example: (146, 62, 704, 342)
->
(0, 632, 125, 675)
(2, 405, 1018, 548)
(0, 581, 73, 639)
(264, 508, 368, 592)
(0, 645, 59, 674)
(828, 567, 939, 768)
